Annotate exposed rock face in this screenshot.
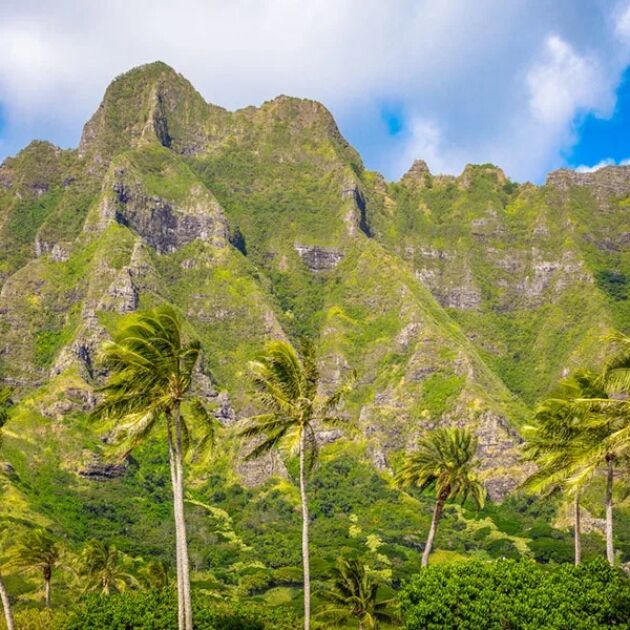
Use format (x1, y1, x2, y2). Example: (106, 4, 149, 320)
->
(473, 411, 528, 501)
(513, 251, 592, 303)
(295, 244, 343, 271)
(236, 447, 288, 487)
(414, 264, 482, 311)
(34, 237, 70, 262)
(401, 159, 432, 190)
(341, 177, 372, 237)
(44, 386, 96, 419)
(78, 452, 128, 481)
(98, 268, 139, 312)
(212, 391, 236, 425)
(110, 176, 228, 254)
(546, 165, 630, 201)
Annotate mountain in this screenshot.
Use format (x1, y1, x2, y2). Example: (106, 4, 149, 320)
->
(1, 62, 629, 602)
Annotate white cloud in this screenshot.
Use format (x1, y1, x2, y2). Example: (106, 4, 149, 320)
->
(575, 157, 630, 172)
(396, 118, 457, 176)
(0, 0, 629, 182)
(616, 0, 630, 38)
(575, 159, 616, 172)
(527, 35, 610, 125)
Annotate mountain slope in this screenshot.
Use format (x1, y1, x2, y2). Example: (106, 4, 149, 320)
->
(1, 62, 630, 598)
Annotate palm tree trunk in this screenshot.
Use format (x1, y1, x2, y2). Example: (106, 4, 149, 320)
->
(0, 573, 14, 630)
(168, 407, 193, 630)
(605, 455, 614, 566)
(299, 428, 311, 630)
(422, 496, 446, 567)
(573, 494, 581, 566)
(44, 570, 51, 608)
(167, 416, 184, 630)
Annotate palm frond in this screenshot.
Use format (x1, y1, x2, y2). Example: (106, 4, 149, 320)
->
(396, 427, 485, 509)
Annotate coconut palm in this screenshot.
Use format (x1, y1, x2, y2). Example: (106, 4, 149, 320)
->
(396, 427, 485, 567)
(318, 557, 395, 630)
(557, 347, 630, 565)
(597, 333, 630, 459)
(521, 371, 605, 565)
(93, 304, 214, 630)
(139, 559, 170, 590)
(0, 388, 14, 630)
(78, 540, 137, 595)
(236, 339, 352, 630)
(12, 528, 61, 607)
(525, 364, 630, 566)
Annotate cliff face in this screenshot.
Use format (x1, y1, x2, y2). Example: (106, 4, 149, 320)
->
(0, 62, 629, 533)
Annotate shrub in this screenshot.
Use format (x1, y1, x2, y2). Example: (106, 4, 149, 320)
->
(399, 558, 630, 629)
(58, 589, 296, 630)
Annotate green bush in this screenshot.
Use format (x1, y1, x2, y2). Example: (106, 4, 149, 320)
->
(57, 589, 296, 630)
(399, 558, 630, 629)
(4, 608, 69, 630)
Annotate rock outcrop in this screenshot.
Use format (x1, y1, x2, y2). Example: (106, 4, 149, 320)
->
(295, 244, 344, 271)
(546, 165, 630, 202)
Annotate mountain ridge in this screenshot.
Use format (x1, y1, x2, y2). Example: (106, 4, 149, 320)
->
(1, 61, 630, 585)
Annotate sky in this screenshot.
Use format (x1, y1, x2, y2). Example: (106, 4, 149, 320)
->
(1, 0, 630, 182)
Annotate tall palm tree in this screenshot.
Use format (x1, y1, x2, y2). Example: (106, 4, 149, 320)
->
(236, 339, 352, 630)
(562, 341, 630, 565)
(396, 427, 485, 567)
(596, 333, 630, 564)
(0, 577, 12, 630)
(521, 371, 605, 565)
(12, 528, 60, 607)
(0, 388, 14, 630)
(78, 540, 137, 595)
(526, 364, 629, 567)
(318, 557, 395, 630)
(93, 304, 211, 630)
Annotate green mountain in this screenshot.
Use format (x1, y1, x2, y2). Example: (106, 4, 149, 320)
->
(1, 61, 630, 611)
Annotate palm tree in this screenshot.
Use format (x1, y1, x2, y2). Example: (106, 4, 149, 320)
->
(12, 528, 61, 607)
(562, 340, 630, 565)
(596, 334, 630, 564)
(236, 339, 352, 630)
(139, 559, 170, 590)
(524, 364, 629, 567)
(93, 304, 213, 630)
(0, 577, 12, 630)
(318, 557, 395, 630)
(0, 388, 14, 630)
(396, 427, 485, 567)
(521, 371, 605, 565)
(78, 540, 137, 595)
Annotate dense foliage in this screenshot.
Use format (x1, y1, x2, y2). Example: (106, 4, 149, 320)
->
(1, 590, 297, 630)
(399, 558, 630, 630)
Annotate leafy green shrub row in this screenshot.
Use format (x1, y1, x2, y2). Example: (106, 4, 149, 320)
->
(4, 589, 297, 630)
(399, 558, 630, 630)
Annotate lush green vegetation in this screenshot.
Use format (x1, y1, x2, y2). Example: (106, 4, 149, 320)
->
(399, 559, 630, 629)
(3, 61, 630, 628)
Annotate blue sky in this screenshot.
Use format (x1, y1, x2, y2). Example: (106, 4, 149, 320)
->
(1, 1, 630, 182)
(566, 66, 630, 171)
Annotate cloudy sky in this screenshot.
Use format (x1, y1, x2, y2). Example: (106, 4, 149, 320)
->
(1, 0, 629, 182)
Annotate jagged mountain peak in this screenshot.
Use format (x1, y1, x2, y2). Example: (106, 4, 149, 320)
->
(78, 61, 213, 166)
(0, 140, 67, 195)
(546, 164, 630, 203)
